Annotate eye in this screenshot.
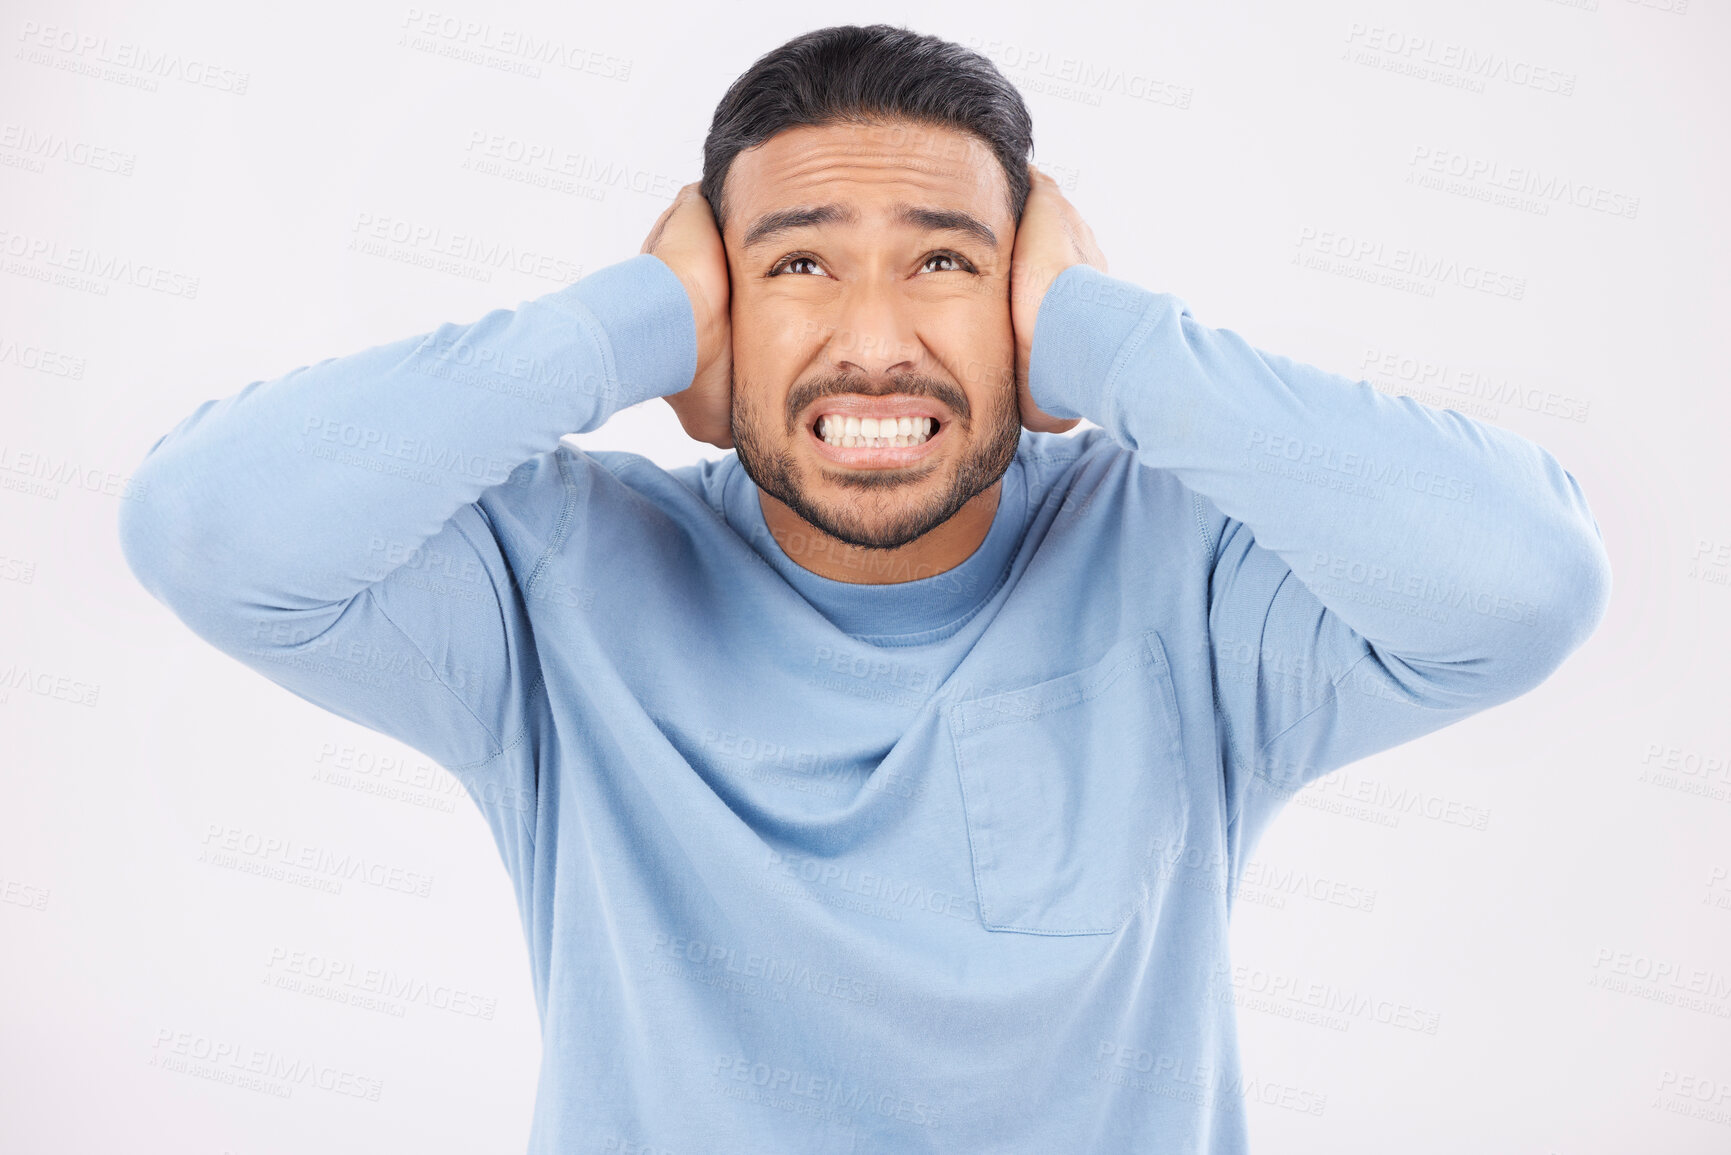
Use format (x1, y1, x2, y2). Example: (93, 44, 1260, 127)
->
(768, 253, 829, 277)
(920, 250, 976, 274)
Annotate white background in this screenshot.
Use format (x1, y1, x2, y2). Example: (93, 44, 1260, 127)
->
(3, 0, 1727, 1151)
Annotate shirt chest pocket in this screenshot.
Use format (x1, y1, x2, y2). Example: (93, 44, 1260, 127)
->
(947, 629, 1188, 936)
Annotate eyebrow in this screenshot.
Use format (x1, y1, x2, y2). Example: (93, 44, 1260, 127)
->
(895, 205, 997, 249)
(740, 202, 998, 250)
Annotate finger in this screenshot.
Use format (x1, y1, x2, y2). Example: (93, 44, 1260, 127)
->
(642, 184, 699, 253)
(641, 204, 675, 254)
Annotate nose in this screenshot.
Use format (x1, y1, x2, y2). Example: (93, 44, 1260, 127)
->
(826, 277, 920, 379)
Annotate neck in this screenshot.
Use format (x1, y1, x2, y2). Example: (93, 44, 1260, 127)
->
(757, 480, 1002, 585)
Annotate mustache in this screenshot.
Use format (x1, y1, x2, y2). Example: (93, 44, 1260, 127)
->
(784, 372, 972, 429)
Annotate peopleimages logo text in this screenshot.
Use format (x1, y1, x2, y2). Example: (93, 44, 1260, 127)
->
(1294, 227, 1526, 300)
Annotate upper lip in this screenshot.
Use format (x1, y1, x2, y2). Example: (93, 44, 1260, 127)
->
(805, 394, 948, 426)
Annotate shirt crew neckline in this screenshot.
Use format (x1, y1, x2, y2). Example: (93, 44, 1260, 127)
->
(725, 453, 1030, 645)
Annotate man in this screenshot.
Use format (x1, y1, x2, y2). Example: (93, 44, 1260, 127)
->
(119, 23, 1611, 1154)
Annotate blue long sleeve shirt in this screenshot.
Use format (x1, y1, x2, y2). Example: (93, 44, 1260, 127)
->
(118, 254, 1611, 1153)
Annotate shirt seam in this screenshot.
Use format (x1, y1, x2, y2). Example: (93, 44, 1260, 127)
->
(1249, 646, 1377, 785)
(447, 512, 551, 768)
(544, 288, 620, 398)
(1193, 492, 1219, 561)
(362, 585, 507, 763)
(527, 446, 586, 595)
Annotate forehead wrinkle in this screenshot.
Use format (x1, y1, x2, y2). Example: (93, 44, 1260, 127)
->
(738, 167, 1006, 247)
(728, 127, 1013, 245)
(746, 136, 998, 192)
(766, 155, 977, 198)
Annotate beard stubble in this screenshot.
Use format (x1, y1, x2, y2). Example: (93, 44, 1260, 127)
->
(730, 369, 1021, 551)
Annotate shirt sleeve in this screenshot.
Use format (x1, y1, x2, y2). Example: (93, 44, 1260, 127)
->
(1027, 266, 1612, 867)
(116, 254, 696, 857)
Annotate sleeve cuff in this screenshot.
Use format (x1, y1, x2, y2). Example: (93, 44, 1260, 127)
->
(1027, 265, 1168, 424)
(545, 253, 698, 414)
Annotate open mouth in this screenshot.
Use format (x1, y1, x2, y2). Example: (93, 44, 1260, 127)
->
(813, 414, 938, 449)
(805, 400, 949, 466)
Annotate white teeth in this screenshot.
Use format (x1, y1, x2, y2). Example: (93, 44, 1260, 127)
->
(815, 414, 938, 448)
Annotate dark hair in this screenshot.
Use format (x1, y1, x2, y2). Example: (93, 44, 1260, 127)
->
(700, 25, 1033, 234)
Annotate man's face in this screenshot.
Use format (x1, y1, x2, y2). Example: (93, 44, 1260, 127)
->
(721, 119, 1020, 551)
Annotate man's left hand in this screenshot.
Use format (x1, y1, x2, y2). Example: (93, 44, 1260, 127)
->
(1009, 165, 1109, 433)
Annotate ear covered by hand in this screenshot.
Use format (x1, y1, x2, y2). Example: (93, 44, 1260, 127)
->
(642, 183, 735, 449)
(1008, 164, 1109, 433)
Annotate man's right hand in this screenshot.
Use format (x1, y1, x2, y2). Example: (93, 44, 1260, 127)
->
(642, 183, 734, 449)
